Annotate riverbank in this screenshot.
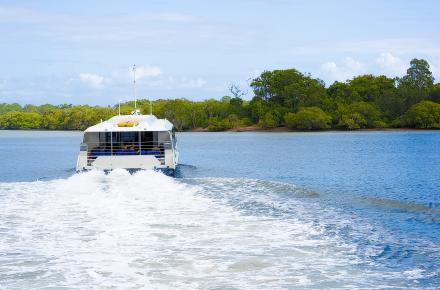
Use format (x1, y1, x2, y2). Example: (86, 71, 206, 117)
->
(188, 126, 293, 132)
(184, 126, 430, 133)
(0, 127, 434, 133)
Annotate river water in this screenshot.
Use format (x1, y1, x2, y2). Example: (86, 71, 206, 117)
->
(0, 130, 439, 289)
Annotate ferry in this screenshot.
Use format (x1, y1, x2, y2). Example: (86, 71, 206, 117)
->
(75, 109, 178, 175)
(75, 65, 179, 175)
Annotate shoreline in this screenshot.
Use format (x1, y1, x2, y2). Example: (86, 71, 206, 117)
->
(184, 126, 434, 133)
(0, 127, 437, 133)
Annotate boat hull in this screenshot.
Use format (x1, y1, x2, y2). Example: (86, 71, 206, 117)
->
(76, 154, 178, 176)
(76, 166, 176, 177)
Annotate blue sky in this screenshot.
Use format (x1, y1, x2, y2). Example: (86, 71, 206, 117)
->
(0, 0, 439, 105)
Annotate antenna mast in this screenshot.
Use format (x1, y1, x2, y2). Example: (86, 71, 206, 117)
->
(132, 64, 137, 110)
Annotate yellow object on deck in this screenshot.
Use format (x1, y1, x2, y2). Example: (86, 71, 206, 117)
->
(117, 120, 139, 127)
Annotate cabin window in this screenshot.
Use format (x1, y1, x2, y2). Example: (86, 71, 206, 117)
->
(140, 131, 154, 144)
(157, 131, 169, 143)
(110, 132, 139, 154)
(84, 131, 169, 158)
(119, 132, 139, 143)
(99, 132, 111, 145)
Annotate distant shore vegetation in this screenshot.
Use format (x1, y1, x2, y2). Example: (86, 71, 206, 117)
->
(1, 58, 439, 131)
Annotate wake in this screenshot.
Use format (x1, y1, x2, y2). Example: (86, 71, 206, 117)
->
(0, 170, 429, 289)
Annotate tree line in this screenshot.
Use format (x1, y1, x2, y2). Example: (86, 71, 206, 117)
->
(0, 58, 439, 131)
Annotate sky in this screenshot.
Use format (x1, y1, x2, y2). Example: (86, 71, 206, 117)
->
(0, 0, 439, 105)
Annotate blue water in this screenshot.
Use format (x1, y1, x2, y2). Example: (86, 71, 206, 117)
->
(0, 130, 439, 289)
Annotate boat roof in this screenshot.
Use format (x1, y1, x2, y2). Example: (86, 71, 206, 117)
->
(84, 114, 174, 133)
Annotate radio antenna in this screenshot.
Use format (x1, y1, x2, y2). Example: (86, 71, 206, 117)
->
(132, 64, 137, 110)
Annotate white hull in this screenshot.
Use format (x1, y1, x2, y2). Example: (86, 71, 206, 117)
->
(76, 151, 179, 172)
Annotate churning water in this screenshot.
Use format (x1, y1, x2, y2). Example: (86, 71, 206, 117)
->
(0, 130, 439, 289)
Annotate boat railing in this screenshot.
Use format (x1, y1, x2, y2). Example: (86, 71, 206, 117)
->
(83, 141, 172, 165)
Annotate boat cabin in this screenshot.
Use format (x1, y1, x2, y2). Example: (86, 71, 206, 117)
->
(76, 114, 178, 174)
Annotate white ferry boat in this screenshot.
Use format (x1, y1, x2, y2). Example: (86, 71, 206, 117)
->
(76, 65, 179, 175)
(75, 109, 179, 175)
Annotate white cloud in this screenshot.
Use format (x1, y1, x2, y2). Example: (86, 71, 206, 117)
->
(320, 61, 338, 74)
(80, 67, 206, 92)
(319, 53, 440, 84)
(291, 38, 440, 57)
(375, 52, 407, 76)
(320, 57, 366, 82)
(135, 66, 162, 79)
(179, 77, 207, 88)
(79, 73, 106, 89)
(344, 57, 364, 71)
(0, 5, 198, 43)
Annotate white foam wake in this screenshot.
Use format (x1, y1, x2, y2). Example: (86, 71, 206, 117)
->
(0, 170, 416, 289)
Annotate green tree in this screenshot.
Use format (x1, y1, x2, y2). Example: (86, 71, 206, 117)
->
(258, 111, 279, 128)
(328, 75, 400, 121)
(248, 97, 267, 123)
(338, 102, 382, 129)
(223, 114, 242, 129)
(0, 103, 22, 114)
(428, 83, 440, 103)
(159, 99, 193, 130)
(207, 117, 227, 131)
(62, 106, 114, 130)
(202, 99, 229, 119)
(401, 59, 434, 89)
(250, 69, 328, 111)
(338, 112, 367, 130)
(42, 108, 66, 129)
(349, 74, 396, 103)
(284, 107, 331, 130)
(229, 96, 246, 116)
(0, 112, 43, 129)
(327, 81, 360, 104)
(250, 71, 274, 101)
(400, 100, 440, 129)
(398, 58, 435, 110)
